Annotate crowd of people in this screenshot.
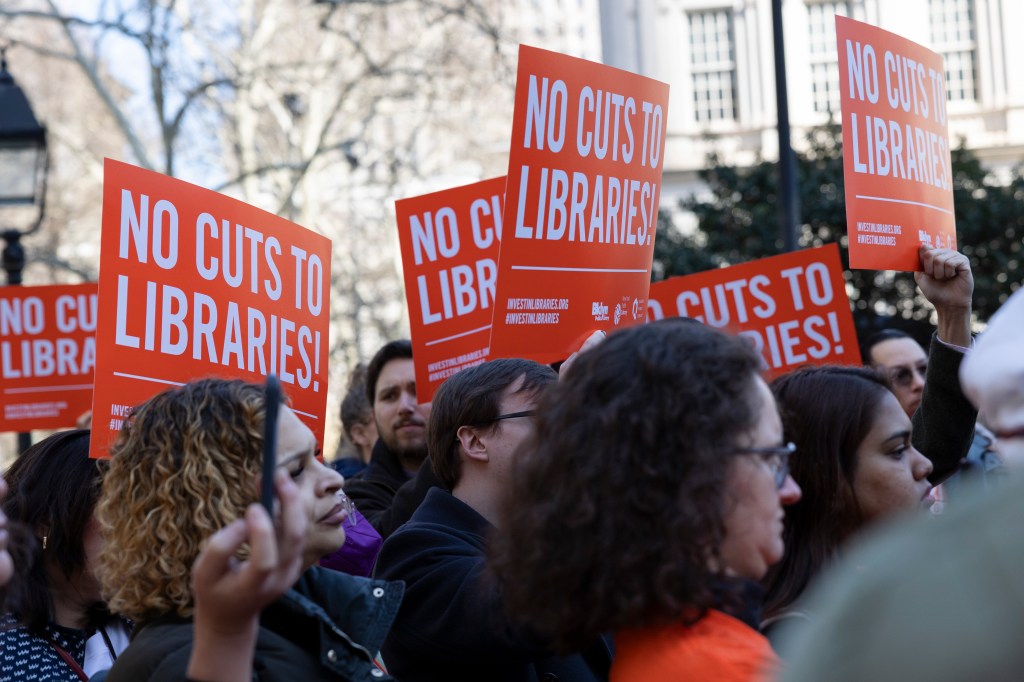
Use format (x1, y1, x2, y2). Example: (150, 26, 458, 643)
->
(1, 243, 1022, 681)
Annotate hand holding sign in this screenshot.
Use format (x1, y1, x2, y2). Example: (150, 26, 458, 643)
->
(916, 246, 973, 348)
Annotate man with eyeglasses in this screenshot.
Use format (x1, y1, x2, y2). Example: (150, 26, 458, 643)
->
(863, 329, 930, 418)
(373, 358, 612, 682)
(862, 247, 1001, 503)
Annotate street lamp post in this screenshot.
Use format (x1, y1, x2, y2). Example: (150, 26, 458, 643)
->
(0, 46, 49, 455)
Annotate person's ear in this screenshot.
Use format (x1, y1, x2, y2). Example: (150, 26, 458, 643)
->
(456, 425, 488, 463)
(350, 422, 371, 448)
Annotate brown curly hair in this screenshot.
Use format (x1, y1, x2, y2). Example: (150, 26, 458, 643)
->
(96, 378, 267, 623)
(487, 319, 763, 652)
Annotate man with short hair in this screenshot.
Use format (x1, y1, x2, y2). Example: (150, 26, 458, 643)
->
(373, 359, 611, 682)
(863, 329, 929, 417)
(343, 340, 432, 531)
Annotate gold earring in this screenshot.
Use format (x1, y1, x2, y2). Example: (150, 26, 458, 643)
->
(42, 535, 48, 550)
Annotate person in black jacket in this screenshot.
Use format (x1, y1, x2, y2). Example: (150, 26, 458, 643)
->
(373, 359, 613, 682)
(344, 340, 434, 533)
(94, 379, 402, 682)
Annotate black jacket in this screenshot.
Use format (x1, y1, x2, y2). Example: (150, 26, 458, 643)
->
(344, 440, 444, 539)
(373, 488, 612, 682)
(99, 568, 403, 682)
(913, 333, 978, 484)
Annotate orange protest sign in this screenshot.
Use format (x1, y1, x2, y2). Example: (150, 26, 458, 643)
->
(836, 15, 955, 271)
(1, 283, 97, 432)
(489, 45, 670, 364)
(90, 159, 331, 456)
(647, 244, 860, 377)
(395, 176, 505, 402)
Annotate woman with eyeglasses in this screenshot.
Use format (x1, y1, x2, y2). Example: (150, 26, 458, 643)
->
(489, 319, 801, 682)
(761, 366, 934, 641)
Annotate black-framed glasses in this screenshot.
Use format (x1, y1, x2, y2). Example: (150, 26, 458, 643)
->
(733, 442, 796, 489)
(887, 362, 928, 388)
(491, 410, 535, 422)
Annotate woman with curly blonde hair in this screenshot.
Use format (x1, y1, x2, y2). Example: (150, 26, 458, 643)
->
(96, 378, 403, 681)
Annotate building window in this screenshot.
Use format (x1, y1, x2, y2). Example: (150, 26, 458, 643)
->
(807, 1, 848, 114)
(929, 0, 978, 102)
(689, 9, 737, 123)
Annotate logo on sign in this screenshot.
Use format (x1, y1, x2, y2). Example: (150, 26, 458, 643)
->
(614, 303, 624, 325)
(592, 302, 609, 321)
(631, 298, 640, 320)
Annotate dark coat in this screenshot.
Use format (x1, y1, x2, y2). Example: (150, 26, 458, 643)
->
(913, 333, 978, 484)
(373, 488, 612, 682)
(100, 567, 403, 682)
(344, 440, 443, 540)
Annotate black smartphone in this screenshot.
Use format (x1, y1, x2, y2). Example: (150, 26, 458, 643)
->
(261, 374, 281, 514)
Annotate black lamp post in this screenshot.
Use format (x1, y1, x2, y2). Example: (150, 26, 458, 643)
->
(0, 46, 49, 454)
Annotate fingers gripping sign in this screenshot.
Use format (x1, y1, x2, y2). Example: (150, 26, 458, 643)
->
(915, 245, 973, 347)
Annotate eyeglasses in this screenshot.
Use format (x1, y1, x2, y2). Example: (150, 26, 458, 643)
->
(887, 362, 928, 388)
(491, 410, 535, 422)
(733, 442, 796, 489)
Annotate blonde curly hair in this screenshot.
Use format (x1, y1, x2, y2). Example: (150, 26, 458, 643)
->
(96, 378, 267, 623)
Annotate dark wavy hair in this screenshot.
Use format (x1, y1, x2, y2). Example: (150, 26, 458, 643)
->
(488, 319, 763, 651)
(429, 359, 556, 490)
(761, 365, 892, 623)
(365, 340, 413, 406)
(340, 364, 372, 440)
(2, 429, 102, 635)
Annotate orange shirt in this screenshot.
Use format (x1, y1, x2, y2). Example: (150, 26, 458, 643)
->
(612, 610, 780, 682)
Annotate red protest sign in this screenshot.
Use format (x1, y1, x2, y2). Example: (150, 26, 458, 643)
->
(1, 283, 97, 431)
(836, 15, 955, 271)
(395, 177, 505, 403)
(90, 159, 331, 456)
(489, 45, 670, 364)
(647, 244, 860, 377)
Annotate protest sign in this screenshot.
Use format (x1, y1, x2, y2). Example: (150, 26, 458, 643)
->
(1, 283, 97, 432)
(395, 176, 505, 402)
(647, 244, 860, 377)
(836, 15, 955, 271)
(90, 159, 331, 456)
(489, 45, 670, 364)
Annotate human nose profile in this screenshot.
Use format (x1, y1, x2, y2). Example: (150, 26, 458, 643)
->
(779, 474, 802, 506)
(316, 459, 345, 496)
(912, 448, 934, 480)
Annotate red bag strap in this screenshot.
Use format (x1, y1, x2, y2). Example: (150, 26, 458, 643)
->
(44, 634, 89, 682)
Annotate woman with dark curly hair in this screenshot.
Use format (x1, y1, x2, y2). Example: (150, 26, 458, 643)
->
(0, 429, 130, 681)
(761, 366, 933, 638)
(96, 378, 402, 681)
(489, 319, 801, 682)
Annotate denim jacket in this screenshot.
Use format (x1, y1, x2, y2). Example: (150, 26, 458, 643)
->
(99, 567, 404, 682)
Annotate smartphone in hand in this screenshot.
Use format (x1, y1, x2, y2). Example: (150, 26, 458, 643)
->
(261, 375, 281, 514)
